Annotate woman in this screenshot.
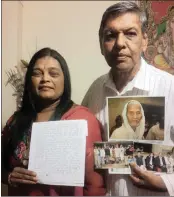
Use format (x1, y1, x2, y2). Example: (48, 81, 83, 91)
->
(1, 48, 106, 196)
(110, 100, 145, 140)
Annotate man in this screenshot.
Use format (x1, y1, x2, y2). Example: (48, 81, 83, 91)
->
(154, 152, 167, 172)
(82, 2, 174, 196)
(110, 115, 123, 136)
(94, 146, 100, 168)
(111, 100, 145, 140)
(164, 152, 174, 173)
(104, 145, 110, 164)
(114, 144, 121, 163)
(100, 146, 106, 167)
(145, 152, 155, 171)
(135, 151, 145, 167)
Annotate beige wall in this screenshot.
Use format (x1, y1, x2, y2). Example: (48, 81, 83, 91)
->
(2, 1, 117, 124)
(2, 1, 116, 194)
(21, 1, 116, 104)
(2, 1, 22, 195)
(2, 1, 23, 126)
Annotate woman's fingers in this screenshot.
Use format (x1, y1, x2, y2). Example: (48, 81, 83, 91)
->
(10, 167, 37, 185)
(10, 177, 37, 184)
(11, 171, 37, 182)
(13, 167, 37, 176)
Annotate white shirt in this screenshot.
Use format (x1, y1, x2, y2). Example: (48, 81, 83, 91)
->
(160, 157, 164, 166)
(100, 149, 106, 157)
(82, 58, 174, 196)
(114, 147, 121, 158)
(149, 156, 153, 166)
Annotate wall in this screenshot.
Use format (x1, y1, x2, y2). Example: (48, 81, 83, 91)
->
(2, 1, 23, 126)
(21, 1, 115, 104)
(2, 1, 117, 194)
(2, 1, 23, 195)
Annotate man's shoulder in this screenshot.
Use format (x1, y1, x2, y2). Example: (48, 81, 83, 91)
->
(82, 73, 108, 107)
(89, 73, 108, 89)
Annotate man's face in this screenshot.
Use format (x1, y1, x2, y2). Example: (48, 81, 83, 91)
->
(127, 103, 142, 128)
(101, 12, 148, 72)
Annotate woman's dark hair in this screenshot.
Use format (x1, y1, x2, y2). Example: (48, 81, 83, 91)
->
(8, 48, 73, 149)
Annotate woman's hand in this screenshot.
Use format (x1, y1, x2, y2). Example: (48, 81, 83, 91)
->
(9, 167, 37, 185)
(129, 163, 167, 192)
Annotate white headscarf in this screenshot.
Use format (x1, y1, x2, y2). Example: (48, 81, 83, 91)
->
(122, 100, 145, 140)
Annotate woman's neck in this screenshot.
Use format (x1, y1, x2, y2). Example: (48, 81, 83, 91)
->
(35, 100, 60, 122)
(35, 99, 60, 113)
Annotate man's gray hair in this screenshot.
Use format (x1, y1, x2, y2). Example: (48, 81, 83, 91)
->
(99, 1, 148, 45)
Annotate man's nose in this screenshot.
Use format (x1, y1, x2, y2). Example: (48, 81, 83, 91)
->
(113, 33, 125, 50)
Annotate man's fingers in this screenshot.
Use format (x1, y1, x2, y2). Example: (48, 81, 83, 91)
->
(129, 163, 147, 179)
(130, 175, 141, 184)
(130, 175, 146, 187)
(11, 171, 38, 182)
(14, 167, 37, 176)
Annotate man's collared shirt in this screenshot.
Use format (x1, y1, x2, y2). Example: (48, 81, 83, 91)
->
(82, 57, 174, 144)
(82, 57, 174, 196)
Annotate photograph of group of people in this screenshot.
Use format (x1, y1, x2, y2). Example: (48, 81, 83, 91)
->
(94, 142, 174, 175)
(94, 141, 134, 171)
(133, 143, 174, 174)
(107, 96, 165, 142)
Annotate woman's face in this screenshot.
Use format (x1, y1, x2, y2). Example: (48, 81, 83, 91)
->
(127, 103, 142, 128)
(31, 56, 64, 101)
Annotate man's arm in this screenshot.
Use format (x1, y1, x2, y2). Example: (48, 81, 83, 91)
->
(160, 174, 174, 196)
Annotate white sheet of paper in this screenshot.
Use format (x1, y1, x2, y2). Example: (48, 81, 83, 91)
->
(28, 120, 87, 187)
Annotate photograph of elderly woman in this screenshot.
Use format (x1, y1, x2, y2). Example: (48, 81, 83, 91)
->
(94, 141, 134, 174)
(107, 96, 165, 142)
(134, 143, 174, 174)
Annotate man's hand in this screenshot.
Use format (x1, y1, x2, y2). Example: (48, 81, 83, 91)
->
(10, 167, 37, 185)
(129, 163, 167, 192)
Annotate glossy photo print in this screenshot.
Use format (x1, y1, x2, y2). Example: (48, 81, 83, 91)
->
(107, 96, 165, 143)
(94, 141, 134, 174)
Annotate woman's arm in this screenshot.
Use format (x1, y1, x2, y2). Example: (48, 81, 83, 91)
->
(83, 112, 106, 196)
(1, 114, 37, 186)
(62, 106, 106, 196)
(1, 115, 14, 185)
